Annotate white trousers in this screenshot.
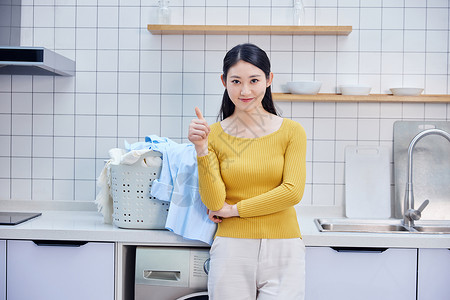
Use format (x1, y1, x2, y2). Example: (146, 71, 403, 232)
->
(208, 237, 306, 300)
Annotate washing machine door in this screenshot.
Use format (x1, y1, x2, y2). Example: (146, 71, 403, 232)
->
(175, 291, 208, 300)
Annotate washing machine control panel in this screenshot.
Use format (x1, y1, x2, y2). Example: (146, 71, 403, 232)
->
(189, 250, 209, 289)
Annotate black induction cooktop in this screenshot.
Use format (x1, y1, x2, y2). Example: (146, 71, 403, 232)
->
(0, 212, 42, 225)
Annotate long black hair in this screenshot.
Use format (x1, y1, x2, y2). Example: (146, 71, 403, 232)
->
(217, 43, 279, 121)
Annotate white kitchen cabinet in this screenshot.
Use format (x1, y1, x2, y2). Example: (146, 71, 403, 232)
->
(0, 240, 5, 300)
(7, 240, 114, 300)
(305, 246, 417, 300)
(418, 248, 450, 300)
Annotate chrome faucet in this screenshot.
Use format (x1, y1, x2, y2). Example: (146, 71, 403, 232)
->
(403, 128, 450, 228)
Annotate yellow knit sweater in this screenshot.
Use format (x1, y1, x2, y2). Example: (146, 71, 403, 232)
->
(197, 118, 307, 239)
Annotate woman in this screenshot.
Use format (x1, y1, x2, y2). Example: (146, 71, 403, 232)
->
(188, 43, 307, 300)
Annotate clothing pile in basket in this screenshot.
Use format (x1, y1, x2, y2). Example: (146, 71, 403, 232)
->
(95, 135, 216, 245)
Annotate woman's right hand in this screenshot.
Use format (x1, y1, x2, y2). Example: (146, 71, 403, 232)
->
(188, 107, 210, 156)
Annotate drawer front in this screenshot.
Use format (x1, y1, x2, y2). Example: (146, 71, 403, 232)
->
(7, 240, 114, 300)
(305, 246, 417, 300)
(0, 240, 5, 300)
(418, 248, 450, 300)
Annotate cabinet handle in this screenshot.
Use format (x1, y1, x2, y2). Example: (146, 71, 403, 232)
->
(33, 240, 88, 247)
(331, 247, 388, 253)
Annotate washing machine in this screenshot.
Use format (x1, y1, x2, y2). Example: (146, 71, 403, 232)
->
(135, 247, 209, 300)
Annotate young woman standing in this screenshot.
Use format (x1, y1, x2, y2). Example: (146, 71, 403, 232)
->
(188, 43, 307, 300)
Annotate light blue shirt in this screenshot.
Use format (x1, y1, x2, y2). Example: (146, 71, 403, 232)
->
(126, 136, 216, 245)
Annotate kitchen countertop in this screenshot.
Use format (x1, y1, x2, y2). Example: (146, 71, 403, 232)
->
(1, 200, 449, 248)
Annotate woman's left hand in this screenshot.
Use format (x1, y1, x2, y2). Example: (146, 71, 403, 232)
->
(207, 202, 239, 223)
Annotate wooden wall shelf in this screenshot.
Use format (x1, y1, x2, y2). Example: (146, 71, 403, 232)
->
(147, 24, 352, 35)
(273, 93, 450, 103)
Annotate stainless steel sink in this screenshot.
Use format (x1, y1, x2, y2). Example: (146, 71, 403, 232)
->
(411, 221, 450, 234)
(412, 226, 450, 234)
(315, 218, 410, 233)
(319, 223, 410, 233)
(315, 218, 450, 234)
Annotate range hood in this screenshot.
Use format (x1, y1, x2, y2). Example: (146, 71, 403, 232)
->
(0, 0, 75, 76)
(0, 46, 75, 76)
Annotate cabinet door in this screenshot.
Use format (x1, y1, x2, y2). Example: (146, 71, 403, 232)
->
(0, 240, 5, 300)
(305, 246, 417, 300)
(418, 248, 450, 300)
(7, 240, 114, 300)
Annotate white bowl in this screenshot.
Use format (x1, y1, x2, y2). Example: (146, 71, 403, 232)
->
(390, 87, 423, 96)
(287, 81, 322, 95)
(340, 85, 372, 95)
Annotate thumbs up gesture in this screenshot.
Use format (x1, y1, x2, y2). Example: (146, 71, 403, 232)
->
(188, 107, 210, 156)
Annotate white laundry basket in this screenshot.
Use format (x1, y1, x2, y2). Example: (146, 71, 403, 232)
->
(110, 151, 169, 229)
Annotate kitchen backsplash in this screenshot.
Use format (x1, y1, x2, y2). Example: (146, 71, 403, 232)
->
(0, 0, 449, 206)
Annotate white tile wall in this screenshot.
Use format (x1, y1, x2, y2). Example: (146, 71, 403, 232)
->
(0, 1, 448, 204)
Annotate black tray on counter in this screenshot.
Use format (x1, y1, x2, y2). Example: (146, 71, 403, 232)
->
(0, 212, 42, 225)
